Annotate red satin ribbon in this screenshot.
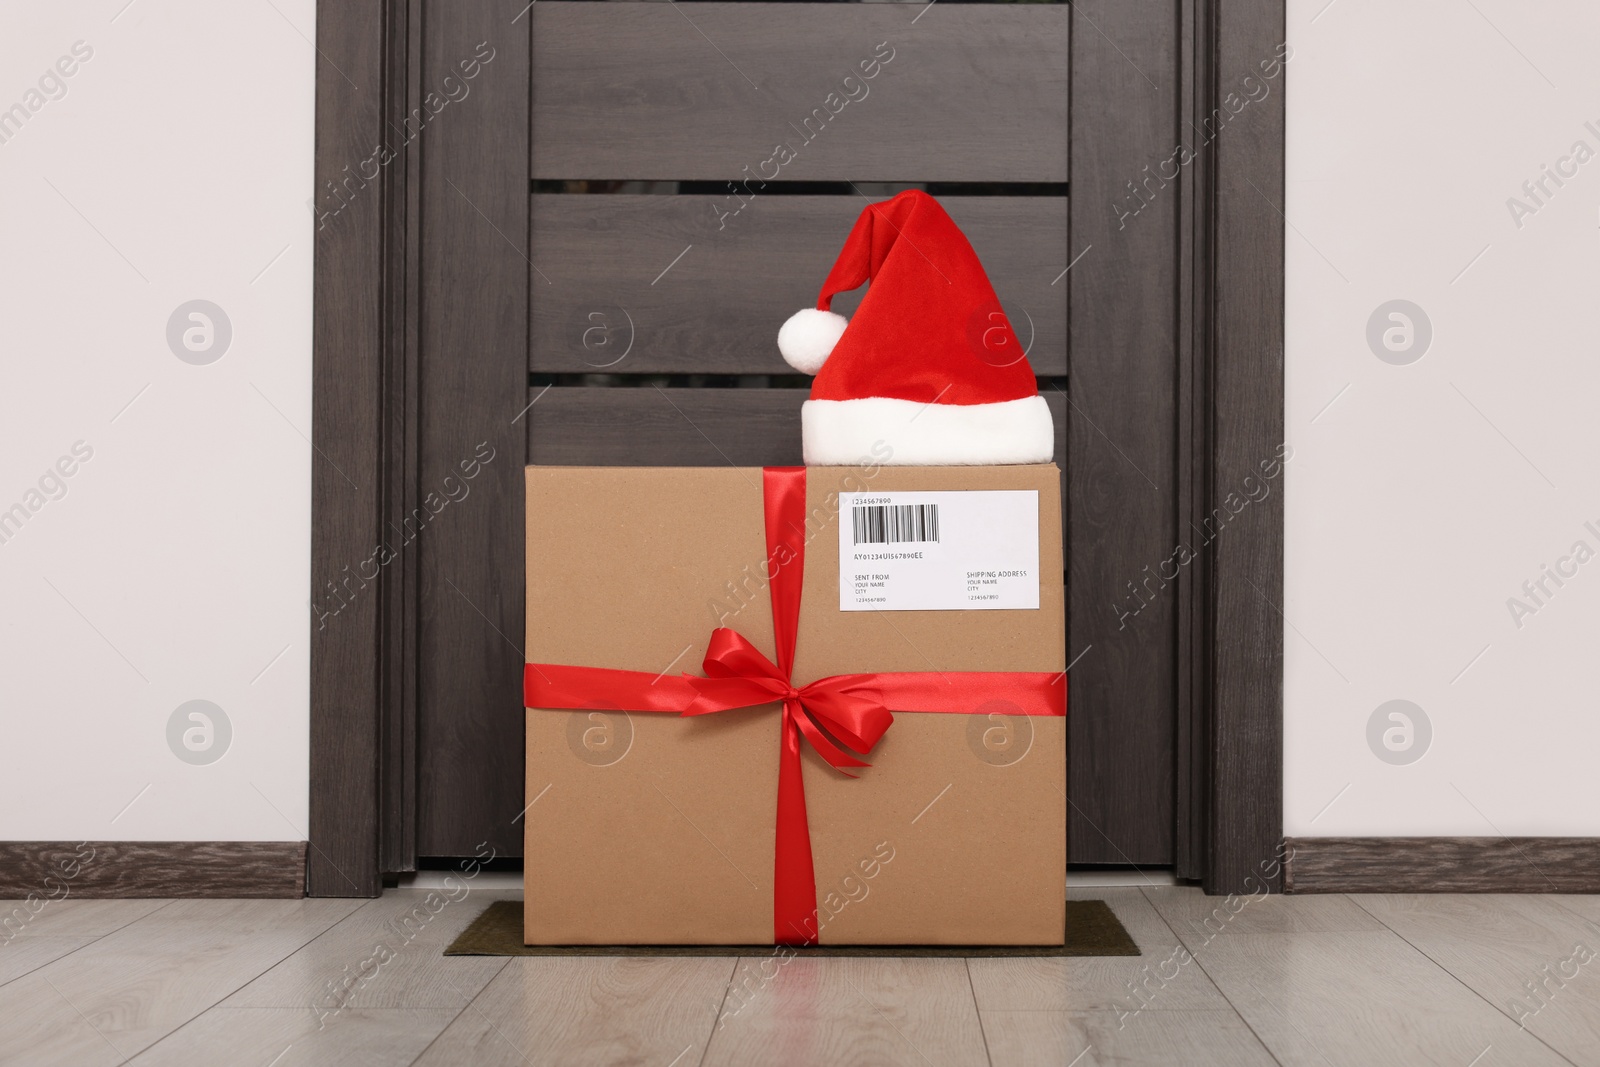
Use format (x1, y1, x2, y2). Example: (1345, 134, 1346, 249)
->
(524, 466, 1066, 945)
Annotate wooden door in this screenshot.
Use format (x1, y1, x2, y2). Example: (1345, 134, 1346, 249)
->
(400, 0, 1183, 870)
(313, 0, 1286, 897)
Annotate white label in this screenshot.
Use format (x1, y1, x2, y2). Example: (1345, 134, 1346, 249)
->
(838, 490, 1040, 611)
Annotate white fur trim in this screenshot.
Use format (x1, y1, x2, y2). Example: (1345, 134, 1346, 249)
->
(778, 308, 848, 375)
(801, 394, 1055, 466)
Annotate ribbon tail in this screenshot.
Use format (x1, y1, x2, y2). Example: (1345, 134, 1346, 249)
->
(773, 703, 819, 946)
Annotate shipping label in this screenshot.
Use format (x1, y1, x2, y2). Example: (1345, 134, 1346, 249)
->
(837, 490, 1040, 611)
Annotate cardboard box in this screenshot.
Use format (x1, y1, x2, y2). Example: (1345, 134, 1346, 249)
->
(524, 464, 1065, 945)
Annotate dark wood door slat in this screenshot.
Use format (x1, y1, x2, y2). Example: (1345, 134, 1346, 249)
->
(532, 2, 1068, 182)
(530, 195, 1067, 376)
(414, 0, 531, 860)
(1067, 2, 1177, 866)
(528, 387, 806, 467)
(525, 388, 1066, 576)
(527, 387, 1066, 469)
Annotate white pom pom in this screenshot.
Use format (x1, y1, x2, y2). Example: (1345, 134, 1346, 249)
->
(778, 308, 848, 375)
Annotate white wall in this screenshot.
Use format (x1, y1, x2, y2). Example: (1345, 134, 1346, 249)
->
(0, 1, 315, 839)
(1286, 0, 1600, 835)
(4, 0, 1591, 847)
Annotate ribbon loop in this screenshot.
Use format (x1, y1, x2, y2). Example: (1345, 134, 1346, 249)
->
(797, 677, 892, 754)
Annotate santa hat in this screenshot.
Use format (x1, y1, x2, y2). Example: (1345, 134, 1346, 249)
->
(778, 189, 1054, 466)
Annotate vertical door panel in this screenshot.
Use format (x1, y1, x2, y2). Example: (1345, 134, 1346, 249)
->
(1068, 3, 1180, 864)
(415, 0, 531, 858)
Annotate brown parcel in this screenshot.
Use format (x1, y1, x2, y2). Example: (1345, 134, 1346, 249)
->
(524, 464, 1065, 945)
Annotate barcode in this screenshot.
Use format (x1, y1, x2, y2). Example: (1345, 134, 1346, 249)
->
(852, 504, 940, 545)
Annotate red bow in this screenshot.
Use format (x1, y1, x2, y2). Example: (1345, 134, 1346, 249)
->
(685, 628, 892, 772)
(524, 466, 1065, 945)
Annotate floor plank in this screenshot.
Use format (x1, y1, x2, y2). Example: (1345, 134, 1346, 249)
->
(703, 958, 989, 1067)
(0, 899, 172, 991)
(125, 1007, 460, 1066)
(967, 887, 1232, 1012)
(1547, 895, 1600, 928)
(981, 1009, 1277, 1067)
(0, 898, 359, 1063)
(1357, 893, 1600, 1066)
(0, 968, 133, 1067)
(1192, 929, 1572, 1066)
(6, 891, 1598, 1064)
(1144, 886, 1385, 951)
(225, 889, 513, 1013)
(414, 956, 735, 1067)
(0, 897, 170, 940)
(0, 935, 97, 988)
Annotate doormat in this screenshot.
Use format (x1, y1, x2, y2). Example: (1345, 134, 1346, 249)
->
(444, 899, 1139, 957)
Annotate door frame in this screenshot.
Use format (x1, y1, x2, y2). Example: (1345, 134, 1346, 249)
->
(307, 0, 1287, 897)
(1177, 0, 1287, 893)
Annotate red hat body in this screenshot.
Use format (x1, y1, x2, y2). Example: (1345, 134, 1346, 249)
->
(779, 190, 1055, 466)
(810, 191, 1039, 407)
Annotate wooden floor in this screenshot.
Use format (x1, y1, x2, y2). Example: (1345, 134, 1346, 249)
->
(2, 886, 1599, 1065)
